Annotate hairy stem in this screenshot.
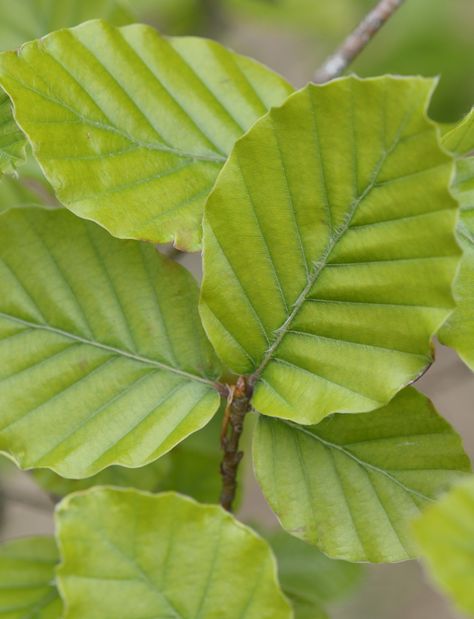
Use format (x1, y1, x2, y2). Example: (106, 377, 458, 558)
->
(219, 376, 252, 512)
(314, 0, 406, 83)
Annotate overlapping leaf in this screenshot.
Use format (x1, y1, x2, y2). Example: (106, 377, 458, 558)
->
(414, 476, 474, 616)
(33, 413, 223, 503)
(0, 19, 293, 249)
(56, 488, 292, 619)
(269, 530, 363, 618)
(201, 76, 459, 424)
(0, 536, 62, 618)
(438, 113, 474, 370)
(253, 388, 471, 562)
(0, 91, 26, 176)
(0, 207, 221, 478)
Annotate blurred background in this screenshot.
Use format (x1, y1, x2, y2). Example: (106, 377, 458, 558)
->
(0, 1, 472, 618)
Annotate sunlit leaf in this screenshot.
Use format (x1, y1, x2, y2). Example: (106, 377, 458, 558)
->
(441, 108, 474, 156)
(0, 207, 221, 478)
(201, 77, 459, 424)
(414, 476, 474, 616)
(0, 19, 293, 250)
(56, 488, 293, 618)
(0, 536, 62, 618)
(253, 388, 470, 562)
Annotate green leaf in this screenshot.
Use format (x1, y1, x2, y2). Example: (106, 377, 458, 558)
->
(0, 536, 62, 618)
(56, 488, 293, 619)
(0, 91, 26, 176)
(0, 207, 221, 478)
(438, 121, 474, 370)
(441, 108, 474, 156)
(33, 459, 170, 496)
(253, 387, 471, 562)
(200, 76, 459, 424)
(414, 476, 474, 617)
(32, 413, 223, 503)
(0, 0, 133, 51)
(269, 530, 363, 619)
(0, 19, 293, 250)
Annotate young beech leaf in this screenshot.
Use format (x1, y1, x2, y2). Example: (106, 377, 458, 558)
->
(0, 0, 133, 51)
(0, 536, 62, 618)
(0, 19, 293, 251)
(0, 207, 221, 478)
(56, 488, 293, 619)
(268, 530, 363, 619)
(200, 76, 460, 424)
(33, 413, 224, 503)
(438, 117, 474, 370)
(253, 387, 471, 563)
(0, 91, 26, 176)
(413, 476, 474, 617)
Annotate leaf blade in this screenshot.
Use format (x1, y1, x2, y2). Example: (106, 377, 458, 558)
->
(201, 76, 460, 423)
(0, 19, 293, 249)
(414, 477, 474, 616)
(0, 536, 62, 618)
(0, 207, 221, 477)
(253, 387, 471, 562)
(56, 488, 293, 619)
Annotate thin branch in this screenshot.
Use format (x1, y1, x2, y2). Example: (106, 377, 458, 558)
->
(314, 0, 406, 83)
(219, 376, 251, 512)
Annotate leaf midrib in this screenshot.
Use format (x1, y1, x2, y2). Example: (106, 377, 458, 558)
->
(0, 311, 216, 388)
(250, 101, 413, 383)
(279, 418, 434, 504)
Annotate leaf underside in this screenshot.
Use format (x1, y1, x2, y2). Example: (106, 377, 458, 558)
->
(414, 477, 474, 617)
(0, 19, 293, 250)
(33, 412, 224, 504)
(0, 536, 62, 618)
(201, 76, 459, 424)
(253, 387, 471, 562)
(56, 488, 292, 619)
(0, 207, 221, 478)
(438, 112, 474, 370)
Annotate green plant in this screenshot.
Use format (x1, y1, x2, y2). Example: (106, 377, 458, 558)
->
(0, 1, 472, 617)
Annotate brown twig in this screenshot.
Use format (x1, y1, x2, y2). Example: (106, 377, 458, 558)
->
(314, 0, 406, 83)
(219, 376, 251, 512)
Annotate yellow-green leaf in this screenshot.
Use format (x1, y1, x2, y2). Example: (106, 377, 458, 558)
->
(0, 536, 62, 618)
(253, 388, 471, 562)
(438, 116, 474, 370)
(201, 77, 459, 424)
(0, 207, 221, 478)
(0, 19, 293, 250)
(0, 91, 26, 176)
(56, 488, 293, 619)
(414, 476, 474, 617)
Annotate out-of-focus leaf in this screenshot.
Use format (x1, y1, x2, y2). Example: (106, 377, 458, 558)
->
(0, 536, 62, 618)
(414, 476, 474, 617)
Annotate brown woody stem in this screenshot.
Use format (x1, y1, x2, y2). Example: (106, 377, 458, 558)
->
(314, 0, 406, 83)
(219, 376, 252, 512)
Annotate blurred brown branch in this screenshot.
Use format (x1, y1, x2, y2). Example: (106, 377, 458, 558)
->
(314, 0, 406, 83)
